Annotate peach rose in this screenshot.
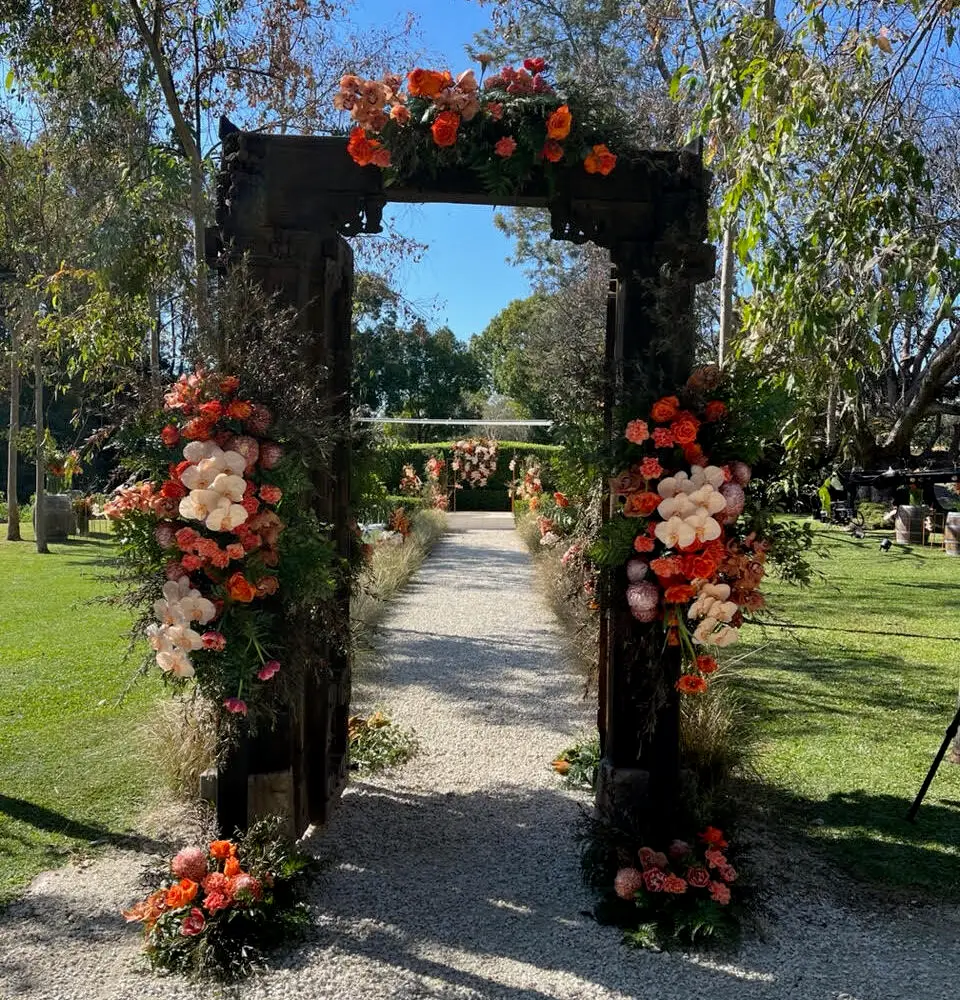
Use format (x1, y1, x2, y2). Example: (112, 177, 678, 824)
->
(431, 110, 460, 146)
(546, 103, 572, 139)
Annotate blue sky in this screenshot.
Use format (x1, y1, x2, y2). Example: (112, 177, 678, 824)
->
(348, 0, 534, 341)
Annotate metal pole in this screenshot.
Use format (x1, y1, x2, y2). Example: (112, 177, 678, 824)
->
(907, 702, 960, 822)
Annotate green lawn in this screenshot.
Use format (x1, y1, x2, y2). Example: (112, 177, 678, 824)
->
(738, 520, 960, 895)
(0, 524, 162, 903)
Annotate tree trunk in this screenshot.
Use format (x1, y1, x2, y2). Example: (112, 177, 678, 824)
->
(150, 291, 161, 403)
(6, 319, 20, 541)
(33, 342, 47, 553)
(717, 223, 735, 367)
(824, 380, 837, 453)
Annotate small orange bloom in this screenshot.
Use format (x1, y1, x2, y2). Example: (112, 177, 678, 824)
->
(494, 135, 517, 158)
(664, 584, 696, 603)
(633, 535, 655, 553)
(541, 139, 563, 162)
(584, 143, 617, 175)
(676, 674, 708, 695)
(699, 826, 729, 849)
(407, 67, 447, 98)
(696, 654, 718, 674)
(226, 400, 253, 420)
(390, 104, 411, 124)
(640, 457, 663, 480)
(224, 856, 241, 878)
(226, 572, 257, 603)
(650, 396, 680, 423)
(554, 492, 569, 507)
(551, 759, 571, 775)
(546, 103, 572, 140)
(165, 878, 199, 909)
(705, 400, 728, 422)
(431, 110, 460, 147)
(209, 840, 235, 860)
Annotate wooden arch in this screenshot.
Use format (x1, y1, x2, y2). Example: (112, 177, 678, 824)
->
(209, 121, 715, 838)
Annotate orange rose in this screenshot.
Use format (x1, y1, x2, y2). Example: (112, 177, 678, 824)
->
(226, 400, 253, 420)
(346, 126, 388, 167)
(407, 68, 446, 98)
(541, 139, 563, 162)
(683, 443, 708, 466)
(705, 400, 728, 422)
(584, 143, 617, 175)
(431, 110, 460, 147)
(390, 104, 410, 124)
(624, 491, 660, 517)
(226, 572, 257, 603)
(209, 840, 235, 860)
(224, 856, 241, 878)
(664, 584, 696, 603)
(650, 395, 680, 423)
(676, 674, 708, 695)
(671, 415, 700, 445)
(546, 103, 572, 140)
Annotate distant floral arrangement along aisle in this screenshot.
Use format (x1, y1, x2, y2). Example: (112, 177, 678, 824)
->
(334, 56, 620, 193)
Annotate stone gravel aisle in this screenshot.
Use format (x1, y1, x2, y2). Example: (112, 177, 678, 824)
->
(2, 519, 959, 1000)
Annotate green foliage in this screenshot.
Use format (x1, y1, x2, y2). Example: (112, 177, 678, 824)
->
(857, 501, 890, 529)
(553, 731, 600, 789)
(588, 515, 640, 568)
(348, 711, 419, 772)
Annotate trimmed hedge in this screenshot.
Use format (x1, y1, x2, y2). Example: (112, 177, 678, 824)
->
(371, 441, 562, 513)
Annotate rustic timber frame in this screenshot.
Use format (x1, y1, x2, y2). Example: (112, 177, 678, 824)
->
(209, 119, 715, 838)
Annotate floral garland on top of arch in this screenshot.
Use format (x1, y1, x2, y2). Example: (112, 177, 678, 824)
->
(592, 365, 810, 696)
(334, 56, 622, 195)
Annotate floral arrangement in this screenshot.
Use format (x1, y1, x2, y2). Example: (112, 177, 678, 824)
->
(509, 455, 543, 503)
(423, 454, 449, 509)
(334, 56, 623, 194)
(47, 447, 82, 492)
(451, 437, 498, 489)
(123, 818, 312, 980)
(591, 365, 777, 696)
(106, 369, 338, 723)
(606, 826, 740, 946)
(398, 463, 423, 496)
(388, 507, 412, 538)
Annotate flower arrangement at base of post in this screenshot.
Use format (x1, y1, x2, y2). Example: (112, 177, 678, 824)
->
(106, 369, 339, 727)
(334, 56, 624, 195)
(123, 818, 312, 980)
(423, 454, 449, 509)
(598, 825, 741, 947)
(398, 463, 422, 496)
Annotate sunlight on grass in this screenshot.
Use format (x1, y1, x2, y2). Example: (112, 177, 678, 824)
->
(0, 523, 162, 903)
(738, 520, 960, 895)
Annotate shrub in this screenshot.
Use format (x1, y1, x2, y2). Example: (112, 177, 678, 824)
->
(857, 500, 892, 529)
(552, 732, 601, 789)
(348, 710, 418, 772)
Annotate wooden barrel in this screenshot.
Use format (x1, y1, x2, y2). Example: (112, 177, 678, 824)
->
(946, 513, 960, 557)
(895, 505, 925, 545)
(33, 494, 76, 540)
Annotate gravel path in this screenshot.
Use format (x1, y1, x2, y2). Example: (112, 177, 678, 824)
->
(2, 522, 959, 999)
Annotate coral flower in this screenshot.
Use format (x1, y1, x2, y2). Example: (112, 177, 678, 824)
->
(640, 457, 663, 480)
(431, 111, 460, 147)
(494, 136, 517, 158)
(625, 419, 649, 444)
(553, 492, 569, 507)
(486, 101, 504, 120)
(662, 874, 687, 894)
(583, 143, 617, 175)
(390, 104, 411, 124)
(552, 758, 571, 775)
(650, 395, 680, 423)
(407, 67, 446, 97)
(523, 56, 547, 73)
(633, 535, 655, 553)
(220, 375, 240, 395)
(546, 103, 572, 139)
(226, 572, 257, 603)
(541, 139, 563, 162)
(664, 584, 696, 603)
(613, 866, 644, 899)
(686, 865, 711, 888)
(161, 425, 180, 447)
(676, 674, 708, 695)
(710, 881, 731, 905)
(226, 400, 253, 420)
(259, 484, 282, 505)
(652, 427, 675, 448)
(642, 867, 666, 892)
(201, 631, 227, 651)
(224, 856, 241, 878)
